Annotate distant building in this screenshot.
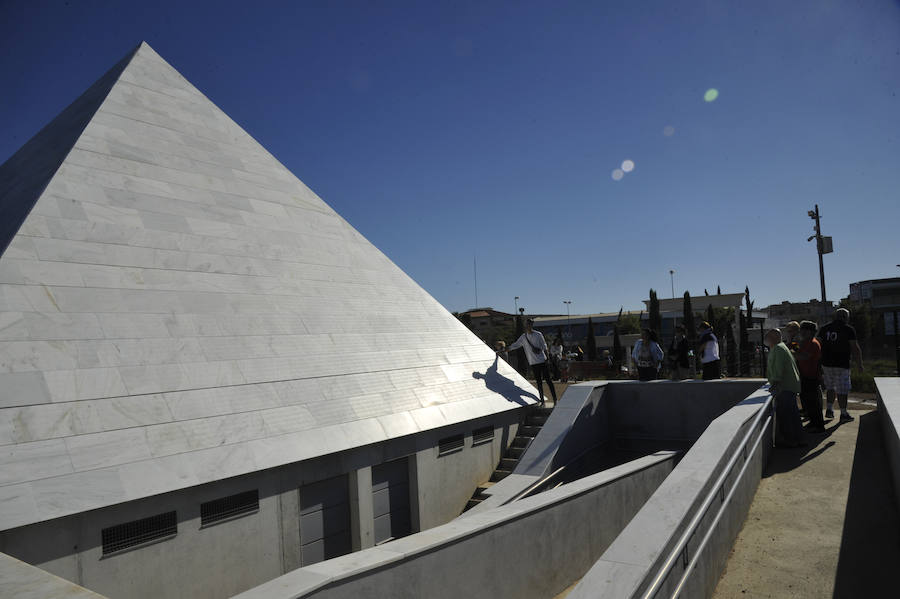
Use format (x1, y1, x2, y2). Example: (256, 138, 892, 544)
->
(763, 299, 832, 328)
(457, 308, 516, 340)
(849, 277, 900, 310)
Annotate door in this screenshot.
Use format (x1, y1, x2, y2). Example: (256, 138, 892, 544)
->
(371, 458, 412, 544)
(299, 474, 351, 565)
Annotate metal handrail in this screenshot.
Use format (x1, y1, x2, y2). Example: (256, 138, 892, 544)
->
(669, 413, 772, 598)
(640, 393, 773, 599)
(503, 442, 605, 504)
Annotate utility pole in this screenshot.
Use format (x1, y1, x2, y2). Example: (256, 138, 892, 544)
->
(807, 205, 832, 320)
(514, 296, 519, 315)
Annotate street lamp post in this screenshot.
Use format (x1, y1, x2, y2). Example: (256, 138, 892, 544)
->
(669, 270, 675, 299)
(563, 300, 572, 341)
(807, 205, 830, 321)
(514, 296, 519, 315)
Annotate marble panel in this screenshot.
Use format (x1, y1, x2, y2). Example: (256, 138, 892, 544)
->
(0, 439, 73, 485)
(0, 258, 85, 287)
(0, 312, 26, 341)
(260, 404, 317, 436)
(48, 286, 125, 313)
(3, 237, 38, 260)
(0, 485, 39, 531)
(118, 360, 245, 395)
(0, 371, 51, 408)
(31, 468, 126, 520)
(65, 427, 152, 471)
(97, 312, 171, 338)
(163, 383, 281, 421)
(43, 368, 128, 402)
(0, 341, 79, 373)
(270, 378, 325, 406)
(21, 312, 104, 340)
(117, 452, 198, 500)
(0, 285, 34, 312)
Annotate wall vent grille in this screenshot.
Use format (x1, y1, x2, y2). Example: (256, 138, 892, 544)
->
(472, 425, 494, 446)
(438, 434, 465, 456)
(201, 489, 260, 526)
(102, 511, 177, 555)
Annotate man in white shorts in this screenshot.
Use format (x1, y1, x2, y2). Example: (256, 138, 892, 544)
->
(817, 308, 864, 423)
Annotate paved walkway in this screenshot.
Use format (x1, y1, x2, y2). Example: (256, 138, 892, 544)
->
(713, 407, 900, 599)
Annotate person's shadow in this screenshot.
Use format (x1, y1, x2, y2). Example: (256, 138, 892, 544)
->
(472, 355, 539, 406)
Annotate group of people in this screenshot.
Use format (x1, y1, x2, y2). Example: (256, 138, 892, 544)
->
(765, 308, 864, 447)
(494, 309, 862, 428)
(631, 321, 721, 381)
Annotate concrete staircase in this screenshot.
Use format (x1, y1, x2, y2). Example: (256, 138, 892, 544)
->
(463, 406, 554, 512)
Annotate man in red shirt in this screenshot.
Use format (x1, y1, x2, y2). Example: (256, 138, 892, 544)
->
(796, 320, 826, 433)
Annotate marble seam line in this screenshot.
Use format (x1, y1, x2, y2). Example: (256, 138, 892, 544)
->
(0, 395, 515, 488)
(68, 143, 326, 211)
(84, 92, 302, 184)
(7, 251, 401, 284)
(0, 356, 510, 409)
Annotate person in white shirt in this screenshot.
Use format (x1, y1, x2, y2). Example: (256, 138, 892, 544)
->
(697, 321, 721, 380)
(504, 319, 558, 405)
(632, 328, 665, 381)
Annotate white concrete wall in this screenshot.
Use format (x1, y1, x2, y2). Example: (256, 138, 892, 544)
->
(0, 410, 522, 599)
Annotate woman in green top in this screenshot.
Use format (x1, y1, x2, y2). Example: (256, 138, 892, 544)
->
(765, 329, 805, 448)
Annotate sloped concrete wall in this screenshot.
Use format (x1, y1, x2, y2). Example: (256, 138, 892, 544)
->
(232, 453, 676, 599)
(876, 378, 900, 514)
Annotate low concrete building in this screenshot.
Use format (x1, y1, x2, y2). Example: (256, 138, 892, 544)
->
(0, 42, 537, 599)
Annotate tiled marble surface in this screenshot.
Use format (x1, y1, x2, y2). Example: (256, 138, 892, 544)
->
(0, 42, 536, 531)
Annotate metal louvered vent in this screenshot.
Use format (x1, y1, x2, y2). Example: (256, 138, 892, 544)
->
(201, 490, 259, 527)
(102, 511, 177, 555)
(472, 425, 494, 446)
(438, 434, 465, 456)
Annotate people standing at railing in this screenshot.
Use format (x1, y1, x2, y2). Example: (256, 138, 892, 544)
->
(697, 321, 721, 380)
(817, 308, 864, 423)
(668, 325, 691, 380)
(782, 321, 801, 352)
(765, 328, 805, 447)
(632, 328, 664, 381)
(795, 321, 826, 433)
(504, 318, 558, 406)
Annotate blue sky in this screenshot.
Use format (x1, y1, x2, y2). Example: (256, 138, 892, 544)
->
(1, 1, 898, 315)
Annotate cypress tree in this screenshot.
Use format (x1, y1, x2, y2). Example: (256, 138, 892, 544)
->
(648, 289, 662, 336)
(726, 323, 737, 376)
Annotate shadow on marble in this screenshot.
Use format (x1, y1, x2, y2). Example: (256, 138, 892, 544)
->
(471, 356, 537, 406)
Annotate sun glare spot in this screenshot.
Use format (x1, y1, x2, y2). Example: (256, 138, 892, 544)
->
(611, 168, 624, 181)
(621, 160, 635, 173)
(704, 88, 719, 102)
(663, 125, 675, 136)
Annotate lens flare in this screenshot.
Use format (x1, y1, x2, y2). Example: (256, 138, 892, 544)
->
(611, 168, 624, 181)
(704, 88, 719, 102)
(663, 125, 675, 136)
(621, 160, 635, 173)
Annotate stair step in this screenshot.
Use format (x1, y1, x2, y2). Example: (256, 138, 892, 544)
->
(506, 446, 525, 459)
(519, 425, 541, 437)
(464, 498, 483, 511)
(525, 414, 549, 426)
(511, 436, 532, 448)
(490, 469, 511, 482)
(499, 457, 518, 470)
(479, 480, 496, 488)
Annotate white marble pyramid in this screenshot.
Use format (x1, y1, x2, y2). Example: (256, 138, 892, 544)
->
(0, 42, 536, 531)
